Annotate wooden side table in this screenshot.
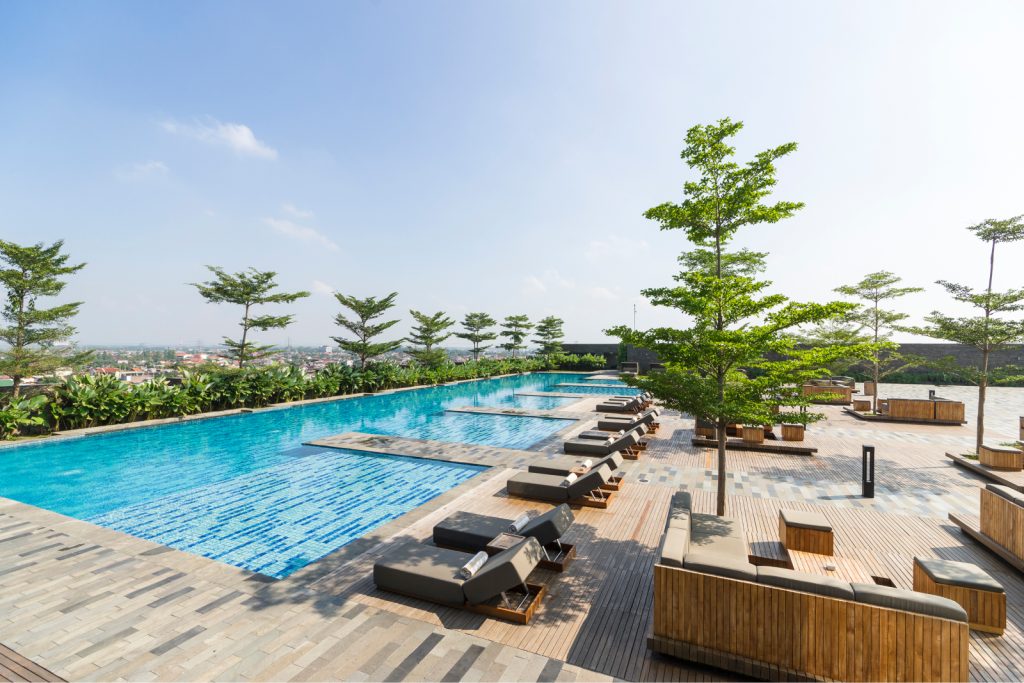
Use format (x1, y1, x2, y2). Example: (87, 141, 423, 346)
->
(485, 532, 526, 555)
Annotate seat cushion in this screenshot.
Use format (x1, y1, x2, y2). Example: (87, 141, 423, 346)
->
(851, 583, 968, 622)
(658, 527, 689, 568)
(757, 566, 855, 600)
(463, 537, 543, 605)
(666, 491, 692, 530)
(915, 557, 1004, 593)
(688, 533, 748, 558)
(519, 504, 574, 546)
(506, 472, 569, 503)
(566, 464, 611, 499)
(373, 541, 468, 606)
(779, 508, 832, 532)
(986, 484, 1024, 508)
(433, 511, 509, 552)
(683, 551, 757, 581)
(691, 513, 745, 539)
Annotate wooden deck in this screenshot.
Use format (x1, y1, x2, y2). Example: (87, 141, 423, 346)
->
(4, 383, 1024, 680)
(0, 644, 62, 682)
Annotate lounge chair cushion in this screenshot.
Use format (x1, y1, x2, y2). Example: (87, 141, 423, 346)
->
(372, 542, 469, 606)
(684, 551, 757, 582)
(986, 484, 1024, 508)
(915, 557, 1004, 593)
(433, 511, 511, 552)
(463, 537, 543, 605)
(851, 583, 968, 622)
(506, 472, 569, 502)
(519, 504, 575, 546)
(779, 508, 832, 532)
(528, 452, 621, 476)
(658, 527, 689, 568)
(567, 465, 611, 499)
(564, 430, 638, 456)
(756, 566, 855, 600)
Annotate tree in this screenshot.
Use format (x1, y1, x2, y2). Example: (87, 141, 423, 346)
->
(500, 315, 533, 358)
(533, 315, 565, 356)
(455, 312, 497, 361)
(406, 309, 455, 368)
(607, 118, 858, 517)
(331, 292, 402, 369)
(834, 271, 923, 412)
(0, 239, 91, 397)
(191, 267, 309, 367)
(903, 215, 1024, 454)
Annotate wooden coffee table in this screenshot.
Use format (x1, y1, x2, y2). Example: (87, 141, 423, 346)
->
(787, 550, 878, 584)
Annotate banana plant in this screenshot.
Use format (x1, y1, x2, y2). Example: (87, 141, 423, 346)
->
(0, 394, 49, 439)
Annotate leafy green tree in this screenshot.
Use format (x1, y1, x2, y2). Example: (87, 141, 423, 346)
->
(607, 118, 859, 517)
(834, 271, 923, 412)
(191, 267, 309, 368)
(455, 312, 497, 361)
(500, 314, 533, 358)
(406, 309, 455, 368)
(0, 239, 91, 397)
(533, 315, 565, 356)
(331, 292, 402, 369)
(902, 215, 1024, 454)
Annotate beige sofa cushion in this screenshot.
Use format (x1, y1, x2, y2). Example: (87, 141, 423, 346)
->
(757, 566, 854, 600)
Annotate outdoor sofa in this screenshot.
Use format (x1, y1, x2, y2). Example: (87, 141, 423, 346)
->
(650, 491, 970, 681)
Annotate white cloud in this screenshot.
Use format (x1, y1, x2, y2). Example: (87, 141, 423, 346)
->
(589, 286, 620, 302)
(115, 160, 168, 181)
(282, 203, 314, 219)
(311, 280, 335, 295)
(264, 217, 338, 251)
(522, 269, 575, 295)
(584, 235, 649, 263)
(161, 118, 277, 159)
(523, 275, 547, 294)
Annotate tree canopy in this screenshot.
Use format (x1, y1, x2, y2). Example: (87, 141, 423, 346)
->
(533, 315, 565, 356)
(406, 309, 455, 368)
(331, 291, 402, 369)
(500, 314, 532, 358)
(455, 312, 497, 361)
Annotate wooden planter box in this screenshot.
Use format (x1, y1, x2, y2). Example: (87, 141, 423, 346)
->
(863, 380, 877, 395)
(981, 488, 1024, 560)
(801, 384, 853, 404)
(934, 400, 965, 423)
(779, 512, 834, 555)
(741, 425, 764, 444)
(781, 423, 805, 441)
(913, 559, 1005, 634)
(980, 444, 1024, 471)
(887, 398, 935, 420)
(694, 420, 716, 439)
(1019, 416, 1024, 442)
(852, 398, 871, 412)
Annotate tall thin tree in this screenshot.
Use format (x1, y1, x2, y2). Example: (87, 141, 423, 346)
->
(455, 312, 497, 361)
(406, 310, 455, 368)
(500, 315, 532, 358)
(0, 239, 90, 396)
(533, 315, 565, 356)
(191, 267, 309, 367)
(331, 292, 402, 369)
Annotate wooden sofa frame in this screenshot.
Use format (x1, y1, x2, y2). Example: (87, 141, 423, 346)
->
(649, 564, 969, 682)
(980, 487, 1024, 560)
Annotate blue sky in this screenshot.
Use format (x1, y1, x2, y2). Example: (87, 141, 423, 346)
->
(2, 1, 1023, 346)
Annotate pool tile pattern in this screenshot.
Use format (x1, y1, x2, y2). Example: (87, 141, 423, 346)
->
(88, 450, 483, 578)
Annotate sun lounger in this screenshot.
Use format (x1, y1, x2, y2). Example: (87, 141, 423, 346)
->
(432, 504, 576, 571)
(528, 452, 625, 491)
(596, 397, 642, 413)
(597, 407, 660, 432)
(564, 430, 642, 458)
(373, 537, 546, 623)
(577, 423, 648, 441)
(506, 464, 614, 508)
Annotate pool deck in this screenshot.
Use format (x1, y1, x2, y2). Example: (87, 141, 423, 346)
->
(4, 383, 1024, 681)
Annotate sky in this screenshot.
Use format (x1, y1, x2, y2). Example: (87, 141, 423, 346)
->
(2, 1, 1023, 348)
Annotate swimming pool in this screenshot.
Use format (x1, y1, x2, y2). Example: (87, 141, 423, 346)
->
(552, 382, 641, 395)
(0, 372, 588, 577)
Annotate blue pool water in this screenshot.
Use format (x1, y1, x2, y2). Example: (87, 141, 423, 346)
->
(0, 372, 588, 577)
(552, 383, 640, 395)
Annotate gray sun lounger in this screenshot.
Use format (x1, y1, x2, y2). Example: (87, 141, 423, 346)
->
(577, 423, 648, 441)
(506, 464, 614, 508)
(373, 536, 546, 622)
(596, 398, 641, 413)
(564, 429, 641, 457)
(432, 505, 576, 571)
(528, 451, 625, 476)
(597, 408, 660, 432)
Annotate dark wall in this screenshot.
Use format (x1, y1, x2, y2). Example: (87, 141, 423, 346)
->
(563, 342, 1024, 374)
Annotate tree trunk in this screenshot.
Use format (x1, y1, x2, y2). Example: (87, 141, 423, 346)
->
(872, 359, 880, 413)
(716, 418, 727, 516)
(11, 376, 21, 399)
(977, 348, 989, 454)
(238, 303, 251, 368)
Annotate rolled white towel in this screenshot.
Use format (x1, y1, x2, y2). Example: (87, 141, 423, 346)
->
(560, 472, 578, 487)
(508, 512, 531, 533)
(580, 459, 593, 470)
(459, 551, 489, 579)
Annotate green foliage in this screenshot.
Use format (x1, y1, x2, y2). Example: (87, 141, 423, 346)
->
(538, 353, 607, 371)
(901, 215, 1024, 453)
(455, 312, 497, 361)
(191, 266, 310, 367)
(607, 118, 862, 516)
(0, 394, 48, 438)
(331, 291, 402, 369)
(533, 316, 565, 356)
(0, 239, 91, 397)
(406, 310, 455, 368)
(500, 315, 532, 358)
